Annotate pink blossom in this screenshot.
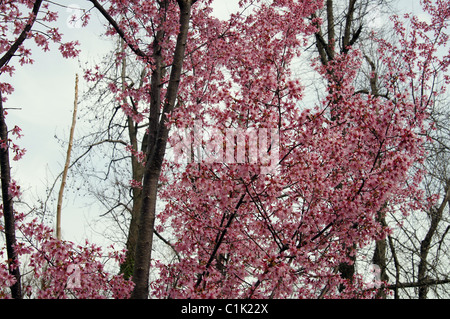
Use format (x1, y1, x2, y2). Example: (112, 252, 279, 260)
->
(8, 180, 21, 198)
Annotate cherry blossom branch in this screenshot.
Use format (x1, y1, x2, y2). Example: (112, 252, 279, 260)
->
(0, 0, 43, 69)
(87, 0, 148, 60)
(194, 191, 247, 290)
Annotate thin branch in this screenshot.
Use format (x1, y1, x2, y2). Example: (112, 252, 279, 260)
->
(0, 0, 43, 69)
(386, 278, 450, 290)
(154, 230, 180, 261)
(87, 0, 148, 60)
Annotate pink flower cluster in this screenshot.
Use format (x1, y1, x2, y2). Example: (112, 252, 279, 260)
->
(125, 144, 146, 164)
(148, 0, 446, 298)
(1, 212, 134, 299)
(2, 0, 449, 299)
(0, 122, 26, 162)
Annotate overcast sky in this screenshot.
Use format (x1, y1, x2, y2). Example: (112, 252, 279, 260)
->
(4, 0, 419, 245)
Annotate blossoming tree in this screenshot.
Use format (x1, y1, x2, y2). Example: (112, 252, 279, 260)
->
(150, 0, 447, 298)
(1, 0, 449, 299)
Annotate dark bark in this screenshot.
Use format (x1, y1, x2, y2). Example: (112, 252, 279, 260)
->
(417, 181, 450, 299)
(119, 55, 147, 279)
(342, 0, 358, 53)
(0, 0, 44, 298)
(326, 0, 335, 60)
(338, 245, 356, 293)
(0, 92, 22, 299)
(120, 128, 146, 279)
(194, 192, 247, 292)
(90, 0, 196, 298)
(372, 211, 389, 298)
(130, 0, 194, 299)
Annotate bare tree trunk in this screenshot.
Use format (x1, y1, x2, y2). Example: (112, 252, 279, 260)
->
(119, 48, 147, 279)
(56, 74, 79, 240)
(0, 92, 22, 299)
(387, 234, 400, 298)
(418, 180, 450, 299)
(326, 0, 335, 59)
(372, 210, 389, 298)
(338, 245, 356, 293)
(121, 129, 147, 279)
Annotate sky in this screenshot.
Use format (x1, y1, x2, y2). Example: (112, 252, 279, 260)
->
(4, 0, 419, 246)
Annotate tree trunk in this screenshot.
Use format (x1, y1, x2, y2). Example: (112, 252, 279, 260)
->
(314, 0, 360, 292)
(0, 0, 44, 299)
(120, 129, 145, 279)
(130, 0, 194, 299)
(118, 45, 147, 279)
(338, 244, 356, 293)
(417, 180, 450, 299)
(372, 211, 389, 298)
(0, 92, 22, 299)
